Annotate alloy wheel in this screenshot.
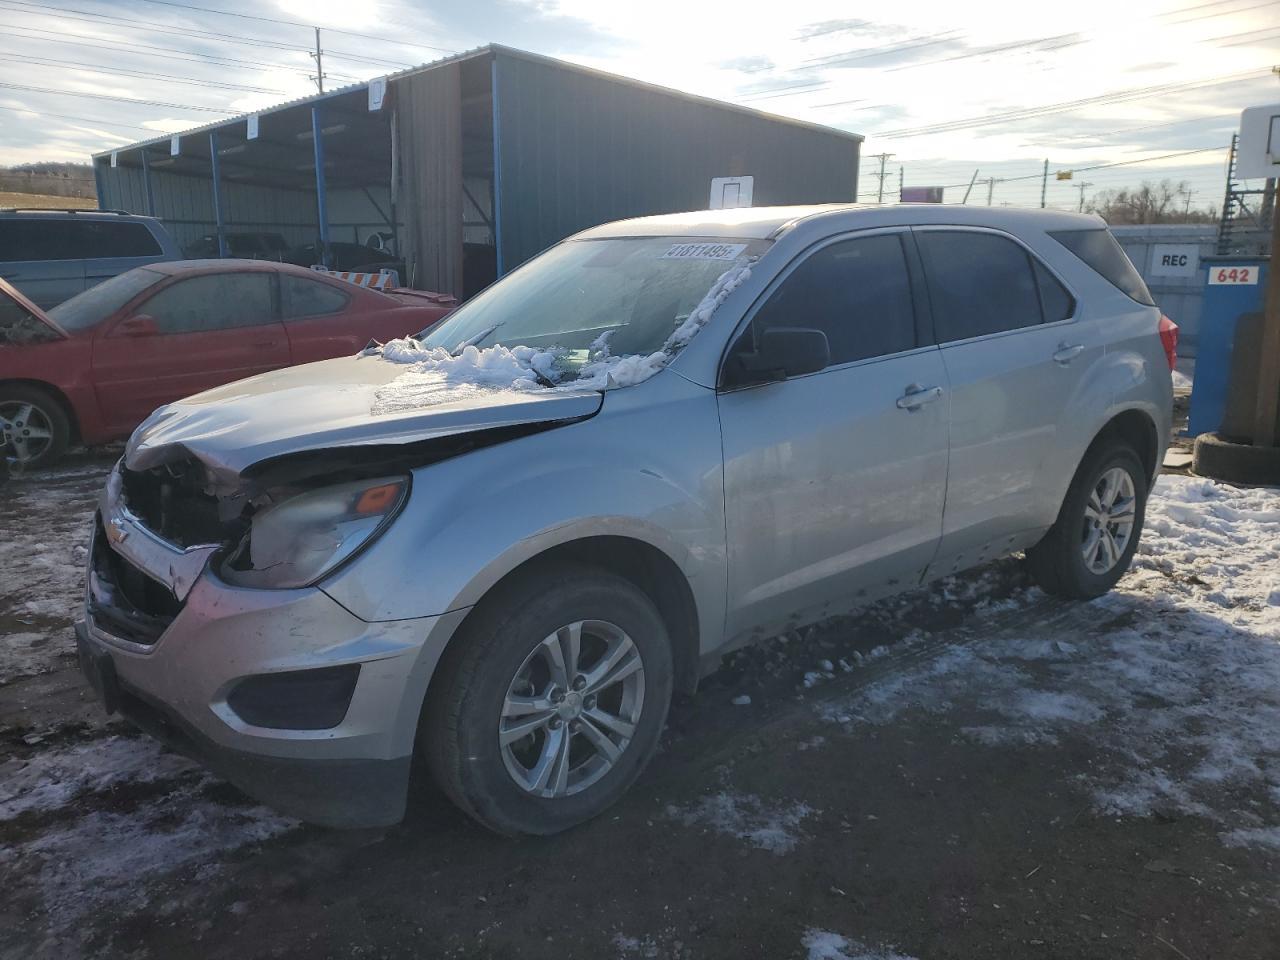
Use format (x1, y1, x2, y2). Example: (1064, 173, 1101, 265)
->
(1080, 465, 1137, 575)
(498, 619, 645, 798)
(0, 401, 54, 465)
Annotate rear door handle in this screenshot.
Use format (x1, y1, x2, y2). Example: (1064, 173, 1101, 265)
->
(1053, 342, 1085, 365)
(896, 384, 943, 411)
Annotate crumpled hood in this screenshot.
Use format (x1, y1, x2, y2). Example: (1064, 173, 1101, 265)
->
(125, 353, 603, 482)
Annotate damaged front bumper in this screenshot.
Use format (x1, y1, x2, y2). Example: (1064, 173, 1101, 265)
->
(76, 469, 466, 828)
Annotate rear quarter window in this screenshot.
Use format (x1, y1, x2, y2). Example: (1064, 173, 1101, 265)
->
(1049, 229, 1155, 306)
(281, 275, 351, 319)
(76, 221, 163, 259)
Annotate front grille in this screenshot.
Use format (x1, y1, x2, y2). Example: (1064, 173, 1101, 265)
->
(88, 519, 182, 646)
(121, 462, 227, 547)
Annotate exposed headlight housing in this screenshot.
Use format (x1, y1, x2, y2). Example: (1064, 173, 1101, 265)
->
(221, 476, 408, 589)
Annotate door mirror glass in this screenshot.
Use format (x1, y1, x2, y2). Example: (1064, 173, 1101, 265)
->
(113, 314, 160, 338)
(728, 327, 830, 387)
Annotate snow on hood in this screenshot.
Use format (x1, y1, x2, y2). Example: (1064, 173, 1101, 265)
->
(372, 261, 753, 414)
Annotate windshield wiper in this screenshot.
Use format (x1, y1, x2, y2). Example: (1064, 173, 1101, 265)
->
(450, 322, 504, 356)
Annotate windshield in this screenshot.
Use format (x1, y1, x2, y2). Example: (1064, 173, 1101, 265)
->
(416, 236, 770, 380)
(49, 267, 165, 332)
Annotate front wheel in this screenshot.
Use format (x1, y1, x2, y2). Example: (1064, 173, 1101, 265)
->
(422, 565, 673, 836)
(0, 385, 70, 470)
(1026, 442, 1148, 599)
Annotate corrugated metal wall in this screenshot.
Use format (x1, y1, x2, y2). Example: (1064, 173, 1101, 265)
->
(97, 163, 318, 250)
(394, 62, 464, 296)
(492, 51, 860, 272)
(97, 163, 397, 254)
(1111, 223, 1217, 354)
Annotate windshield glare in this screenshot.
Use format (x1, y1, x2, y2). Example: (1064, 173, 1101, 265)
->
(49, 267, 165, 332)
(419, 236, 770, 379)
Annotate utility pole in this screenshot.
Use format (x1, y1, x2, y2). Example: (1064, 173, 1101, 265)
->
(1183, 186, 1196, 217)
(985, 177, 996, 205)
(1040, 158, 1049, 209)
(871, 152, 894, 204)
(898, 165, 904, 202)
(1076, 181, 1093, 213)
(310, 27, 326, 94)
(961, 169, 979, 204)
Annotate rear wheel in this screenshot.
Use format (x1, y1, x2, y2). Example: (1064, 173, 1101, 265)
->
(0, 385, 69, 470)
(1026, 442, 1148, 599)
(422, 565, 673, 836)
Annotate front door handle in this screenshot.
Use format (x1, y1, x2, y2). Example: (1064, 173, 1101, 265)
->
(896, 384, 943, 411)
(1053, 342, 1085, 365)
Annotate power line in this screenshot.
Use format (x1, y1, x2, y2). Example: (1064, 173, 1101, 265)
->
(0, 103, 157, 133)
(2, 1, 419, 70)
(1164, 0, 1280, 24)
(0, 1, 316, 54)
(875, 69, 1273, 138)
(0, 81, 230, 114)
(126, 0, 456, 53)
(0, 52, 291, 94)
(3, 22, 362, 82)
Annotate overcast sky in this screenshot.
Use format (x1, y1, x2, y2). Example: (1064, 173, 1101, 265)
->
(2, 0, 1277, 210)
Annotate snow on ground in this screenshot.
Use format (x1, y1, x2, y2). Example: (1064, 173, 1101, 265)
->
(666, 791, 815, 854)
(6, 785, 296, 933)
(373, 262, 753, 412)
(0, 736, 193, 819)
(803, 930, 918, 960)
(819, 474, 1280, 851)
(0, 734, 297, 934)
(0, 465, 99, 682)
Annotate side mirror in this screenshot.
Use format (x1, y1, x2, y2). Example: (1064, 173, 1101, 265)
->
(724, 327, 831, 388)
(113, 314, 160, 338)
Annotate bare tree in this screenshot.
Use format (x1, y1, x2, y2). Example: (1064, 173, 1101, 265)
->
(1087, 179, 1217, 225)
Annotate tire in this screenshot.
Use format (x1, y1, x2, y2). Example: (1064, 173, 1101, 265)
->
(422, 564, 674, 836)
(1025, 441, 1148, 599)
(1193, 432, 1280, 486)
(0, 384, 70, 470)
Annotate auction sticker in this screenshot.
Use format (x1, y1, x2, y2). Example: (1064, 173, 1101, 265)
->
(1208, 265, 1259, 285)
(662, 242, 748, 260)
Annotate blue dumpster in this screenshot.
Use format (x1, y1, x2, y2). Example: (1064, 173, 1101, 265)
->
(1187, 256, 1269, 437)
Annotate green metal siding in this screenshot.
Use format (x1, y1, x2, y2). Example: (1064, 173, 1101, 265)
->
(493, 51, 860, 271)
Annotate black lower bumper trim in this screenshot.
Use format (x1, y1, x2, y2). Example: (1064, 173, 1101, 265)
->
(74, 622, 411, 829)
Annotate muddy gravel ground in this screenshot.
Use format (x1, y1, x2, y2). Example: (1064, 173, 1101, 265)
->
(1, 451, 1279, 960)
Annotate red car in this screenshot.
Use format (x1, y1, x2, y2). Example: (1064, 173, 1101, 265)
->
(0, 260, 455, 468)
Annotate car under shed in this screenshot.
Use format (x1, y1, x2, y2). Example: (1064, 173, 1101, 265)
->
(93, 45, 863, 299)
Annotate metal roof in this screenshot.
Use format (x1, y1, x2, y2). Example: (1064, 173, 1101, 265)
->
(93, 44, 862, 160)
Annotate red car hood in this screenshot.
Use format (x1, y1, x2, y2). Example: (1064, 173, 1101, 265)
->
(0, 278, 69, 340)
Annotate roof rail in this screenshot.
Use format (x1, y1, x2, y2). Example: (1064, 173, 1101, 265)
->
(0, 207, 132, 215)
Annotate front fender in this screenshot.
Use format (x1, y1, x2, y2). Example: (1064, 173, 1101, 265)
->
(320, 377, 727, 650)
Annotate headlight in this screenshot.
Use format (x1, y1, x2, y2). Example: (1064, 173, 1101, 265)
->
(221, 476, 408, 589)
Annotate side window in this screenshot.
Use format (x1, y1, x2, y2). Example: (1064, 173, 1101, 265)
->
(140, 274, 275, 334)
(0, 220, 83, 262)
(281, 274, 351, 319)
(1033, 259, 1075, 323)
(917, 231, 1043, 342)
(77, 221, 163, 259)
(751, 233, 916, 366)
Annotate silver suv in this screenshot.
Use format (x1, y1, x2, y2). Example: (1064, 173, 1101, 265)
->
(76, 205, 1174, 835)
(0, 209, 181, 308)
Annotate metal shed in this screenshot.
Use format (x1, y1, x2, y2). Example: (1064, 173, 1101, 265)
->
(93, 45, 862, 299)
